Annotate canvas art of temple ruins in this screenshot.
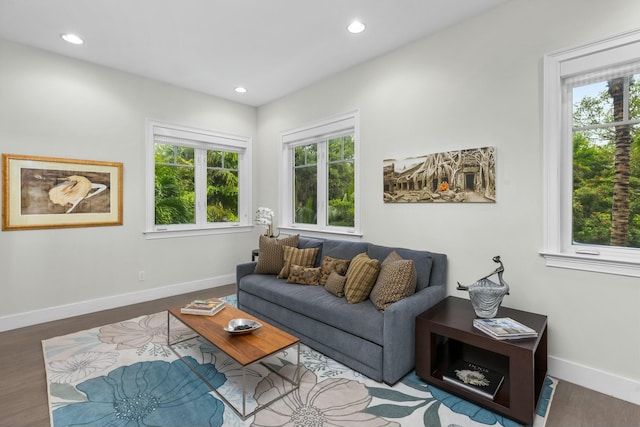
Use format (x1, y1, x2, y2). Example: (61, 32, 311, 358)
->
(383, 146, 496, 203)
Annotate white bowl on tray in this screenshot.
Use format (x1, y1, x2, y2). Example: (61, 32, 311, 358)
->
(224, 318, 262, 335)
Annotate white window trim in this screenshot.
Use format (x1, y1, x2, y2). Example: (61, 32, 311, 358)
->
(279, 110, 361, 237)
(541, 29, 640, 277)
(144, 119, 252, 239)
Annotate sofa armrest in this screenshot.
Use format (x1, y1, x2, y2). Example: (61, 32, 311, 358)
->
(382, 284, 446, 384)
(236, 262, 257, 302)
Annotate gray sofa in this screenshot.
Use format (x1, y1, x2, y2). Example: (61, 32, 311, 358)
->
(236, 236, 447, 385)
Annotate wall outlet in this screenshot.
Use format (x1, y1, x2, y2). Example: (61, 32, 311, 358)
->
(138, 271, 145, 281)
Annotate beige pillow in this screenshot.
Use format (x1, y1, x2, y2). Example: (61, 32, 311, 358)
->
(318, 256, 351, 285)
(287, 264, 321, 285)
(324, 271, 347, 297)
(344, 252, 380, 304)
(254, 234, 299, 274)
(370, 251, 417, 312)
(278, 246, 319, 279)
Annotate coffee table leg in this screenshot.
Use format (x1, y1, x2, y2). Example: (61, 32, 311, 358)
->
(166, 311, 170, 346)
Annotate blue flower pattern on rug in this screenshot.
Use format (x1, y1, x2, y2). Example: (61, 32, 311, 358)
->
(52, 357, 226, 427)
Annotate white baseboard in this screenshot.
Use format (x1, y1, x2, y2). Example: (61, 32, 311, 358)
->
(0, 275, 235, 332)
(549, 355, 640, 405)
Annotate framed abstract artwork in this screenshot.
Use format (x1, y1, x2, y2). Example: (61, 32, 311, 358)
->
(2, 154, 123, 230)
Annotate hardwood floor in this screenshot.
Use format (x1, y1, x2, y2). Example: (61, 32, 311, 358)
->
(545, 381, 640, 427)
(1, 283, 638, 427)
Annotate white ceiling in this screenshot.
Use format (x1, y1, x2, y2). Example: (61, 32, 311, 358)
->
(0, 0, 507, 106)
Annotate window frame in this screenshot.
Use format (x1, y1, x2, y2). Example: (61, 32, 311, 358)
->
(145, 119, 252, 239)
(542, 29, 640, 277)
(279, 111, 361, 237)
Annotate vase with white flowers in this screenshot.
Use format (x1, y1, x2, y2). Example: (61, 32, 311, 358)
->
(255, 207, 276, 237)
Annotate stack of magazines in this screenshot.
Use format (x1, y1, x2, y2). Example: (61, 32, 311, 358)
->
(473, 317, 538, 340)
(180, 298, 226, 316)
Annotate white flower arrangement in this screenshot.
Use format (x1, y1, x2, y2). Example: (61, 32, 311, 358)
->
(255, 207, 275, 236)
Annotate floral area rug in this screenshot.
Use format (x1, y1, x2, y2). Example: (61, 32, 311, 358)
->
(42, 295, 556, 427)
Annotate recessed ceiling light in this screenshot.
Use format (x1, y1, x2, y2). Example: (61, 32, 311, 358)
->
(61, 33, 84, 45)
(347, 20, 366, 34)
(235, 86, 247, 93)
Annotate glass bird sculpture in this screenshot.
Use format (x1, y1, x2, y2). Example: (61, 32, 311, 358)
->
(457, 256, 510, 318)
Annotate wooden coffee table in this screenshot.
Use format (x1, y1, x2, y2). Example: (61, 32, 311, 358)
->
(167, 304, 300, 419)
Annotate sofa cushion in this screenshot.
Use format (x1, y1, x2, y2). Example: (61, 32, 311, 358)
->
(318, 256, 351, 285)
(297, 236, 325, 266)
(344, 252, 380, 304)
(278, 246, 319, 279)
(254, 234, 299, 274)
(324, 271, 347, 297)
(238, 276, 384, 345)
(322, 239, 368, 260)
(367, 243, 433, 291)
(370, 251, 417, 312)
(287, 264, 322, 285)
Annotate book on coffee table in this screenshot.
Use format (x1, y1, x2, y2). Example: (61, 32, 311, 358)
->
(443, 359, 504, 400)
(180, 298, 226, 316)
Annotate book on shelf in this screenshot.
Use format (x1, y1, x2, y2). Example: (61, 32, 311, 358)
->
(180, 298, 226, 316)
(442, 359, 504, 400)
(473, 317, 538, 340)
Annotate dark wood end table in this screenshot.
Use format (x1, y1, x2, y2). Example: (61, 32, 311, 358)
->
(415, 296, 547, 425)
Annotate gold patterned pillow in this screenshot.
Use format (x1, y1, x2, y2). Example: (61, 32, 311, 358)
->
(324, 271, 347, 297)
(253, 234, 299, 274)
(344, 252, 380, 304)
(370, 251, 417, 312)
(278, 246, 319, 279)
(318, 256, 351, 285)
(287, 264, 321, 285)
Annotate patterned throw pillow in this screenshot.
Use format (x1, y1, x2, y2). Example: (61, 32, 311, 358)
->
(287, 264, 321, 285)
(324, 271, 347, 297)
(278, 246, 320, 279)
(254, 234, 299, 274)
(318, 256, 351, 285)
(344, 252, 380, 304)
(370, 251, 417, 312)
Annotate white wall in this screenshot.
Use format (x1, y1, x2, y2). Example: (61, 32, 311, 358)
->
(256, 0, 640, 403)
(0, 38, 258, 327)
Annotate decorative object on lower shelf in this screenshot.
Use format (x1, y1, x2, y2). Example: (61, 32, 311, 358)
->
(456, 255, 510, 318)
(473, 317, 538, 340)
(443, 359, 504, 400)
(180, 298, 226, 316)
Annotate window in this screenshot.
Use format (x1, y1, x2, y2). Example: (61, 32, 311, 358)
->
(542, 30, 640, 277)
(146, 120, 251, 238)
(281, 111, 360, 235)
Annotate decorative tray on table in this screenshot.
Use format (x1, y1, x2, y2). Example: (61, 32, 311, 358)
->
(224, 318, 262, 335)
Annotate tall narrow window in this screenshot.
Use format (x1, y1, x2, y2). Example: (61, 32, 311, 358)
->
(281, 111, 359, 235)
(570, 73, 640, 249)
(146, 121, 251, 237)
(542, 30, 640, 276)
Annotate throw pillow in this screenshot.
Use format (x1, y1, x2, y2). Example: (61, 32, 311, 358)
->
(278, 246, 320, 279)
(370, 251, 417, 312)
(318, 256, 351, 285)
(287, 264, 321, 285)
(344, 252, 380, 304)
(254, 234, 299, 275)
(324, 271, 347, 297)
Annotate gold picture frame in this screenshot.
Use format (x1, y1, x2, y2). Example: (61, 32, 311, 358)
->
(2, 154, 123, 230)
